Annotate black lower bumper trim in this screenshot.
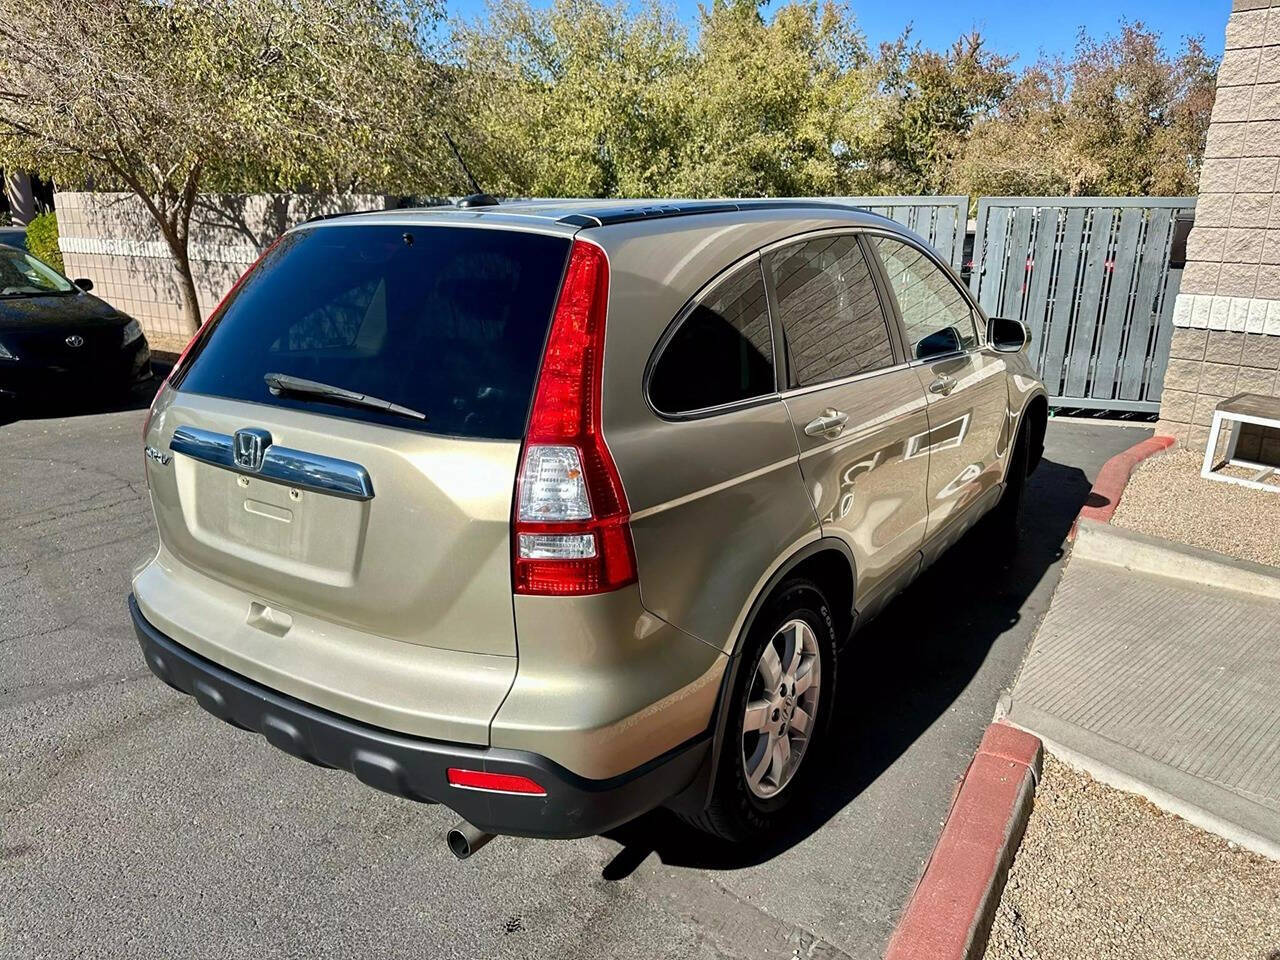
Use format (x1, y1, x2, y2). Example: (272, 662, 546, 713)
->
(129, 595, 708, 839)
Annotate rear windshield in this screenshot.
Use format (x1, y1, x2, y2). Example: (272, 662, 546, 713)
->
(175, 224, 570, 439)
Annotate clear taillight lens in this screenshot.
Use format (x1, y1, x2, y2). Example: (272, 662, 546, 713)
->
(518, 532, 597, 560)
(517, 444, 591, 522)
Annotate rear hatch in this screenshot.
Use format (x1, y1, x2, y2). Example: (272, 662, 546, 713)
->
(141, 221, 571, 668)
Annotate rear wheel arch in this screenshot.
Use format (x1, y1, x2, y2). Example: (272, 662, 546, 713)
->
(674, 539, 856, 816)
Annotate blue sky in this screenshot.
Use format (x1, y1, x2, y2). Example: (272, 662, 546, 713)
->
(445, 0, 1228, 66)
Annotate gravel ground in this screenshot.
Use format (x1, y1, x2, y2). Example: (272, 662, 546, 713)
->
(983, 754, 1280, 960)
(1111, 449, 1280, 568)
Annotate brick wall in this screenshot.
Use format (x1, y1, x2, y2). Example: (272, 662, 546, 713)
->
(1157, 0, 1280, 462)
(56, 191, 398, 354)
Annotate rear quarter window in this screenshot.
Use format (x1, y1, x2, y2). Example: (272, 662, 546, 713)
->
(175, 224, 571, 440)
(648, 262, 774, 415)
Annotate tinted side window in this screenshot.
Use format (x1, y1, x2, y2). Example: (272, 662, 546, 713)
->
(649, 262, 774, 414)
(871, 236, 978, 360)
(768, 234, 895, 387)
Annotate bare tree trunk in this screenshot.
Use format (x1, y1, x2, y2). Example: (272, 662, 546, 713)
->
(172, 240, 202, 335)
(156, 223, 201, 336)
(114, 163, 205, 336)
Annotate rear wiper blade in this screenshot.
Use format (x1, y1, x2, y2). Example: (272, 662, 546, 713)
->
(263, 372, 427, 421)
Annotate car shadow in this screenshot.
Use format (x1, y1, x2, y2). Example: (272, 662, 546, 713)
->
(0, 361, 171, 426)
(601, 456, 1091, 875)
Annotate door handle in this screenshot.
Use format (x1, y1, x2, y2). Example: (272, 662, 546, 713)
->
(804, 408, 849, 439)
(928, 375, 957, 396)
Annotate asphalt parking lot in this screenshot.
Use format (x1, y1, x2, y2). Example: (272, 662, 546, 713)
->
(1, 396, 1149, 960)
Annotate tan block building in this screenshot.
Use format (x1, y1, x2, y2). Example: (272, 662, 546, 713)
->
(1158, 0, 1280, 463)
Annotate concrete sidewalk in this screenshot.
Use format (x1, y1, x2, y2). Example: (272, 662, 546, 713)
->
(1005, 520, 1280, 859)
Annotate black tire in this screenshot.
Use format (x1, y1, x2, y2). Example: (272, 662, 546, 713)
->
(979, 420, 1031, 548)
(684, 577, 838, 842)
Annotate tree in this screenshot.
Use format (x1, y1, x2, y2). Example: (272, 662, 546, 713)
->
(0, 0, 450, 333)
(955, 24, 1217, 197)
(671, 0, 883, 197)
(451, 0, 887, 199)
(869, 30, 1015, 194)
(449, 0, 692, 197)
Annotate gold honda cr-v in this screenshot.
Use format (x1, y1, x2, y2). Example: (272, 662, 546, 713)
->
(131, 199, 1047, 852)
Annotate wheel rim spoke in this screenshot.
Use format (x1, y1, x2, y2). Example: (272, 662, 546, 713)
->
(794, 663, 814, 696)
(743, 700, 771, 733)
(772, 732, 791, 782)
(790, 706, 812, 736)
(757, 642, 783, 691)
(786, 623, 805, 678)
(746, 733, 773, 790)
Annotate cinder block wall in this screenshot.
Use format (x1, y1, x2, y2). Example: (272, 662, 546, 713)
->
(1158, 0, 1280, 464)
(56, 192, 397, 354)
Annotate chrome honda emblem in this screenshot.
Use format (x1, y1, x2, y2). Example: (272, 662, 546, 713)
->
(65, 335, 84, 348)
(233, 428, 272, 472)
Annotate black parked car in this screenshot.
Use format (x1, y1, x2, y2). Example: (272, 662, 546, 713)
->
(0, 243, 151, 404)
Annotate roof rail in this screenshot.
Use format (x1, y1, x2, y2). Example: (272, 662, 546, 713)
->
(556, 199, 880, 228)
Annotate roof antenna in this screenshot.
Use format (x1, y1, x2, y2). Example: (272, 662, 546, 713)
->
(441, 130, 498, 209)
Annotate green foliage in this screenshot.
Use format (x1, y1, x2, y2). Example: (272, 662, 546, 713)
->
(448, 0, 692, 197)
(448, 3, 1214, 201)
(0, 0, 1219, 329)
(0, 0, 455, 330)
(870, 31, 1015, 195)
(25, 211, 62, 272)
(954, 23, 1218, 197)
(670, 0, 884, 197)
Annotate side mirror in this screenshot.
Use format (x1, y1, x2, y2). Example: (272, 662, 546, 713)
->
(73, 278, 94, 292)
(916, 326, 963, 360)
(988, 316, 1028, 353)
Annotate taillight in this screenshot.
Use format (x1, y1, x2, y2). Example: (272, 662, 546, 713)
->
(513, 240, 637, 596)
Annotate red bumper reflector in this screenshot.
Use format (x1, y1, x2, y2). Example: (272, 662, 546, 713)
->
(446, 768, 547, 796)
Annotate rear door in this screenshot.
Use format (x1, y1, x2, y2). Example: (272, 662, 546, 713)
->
(145, 222, 572, 658)
(766, 231, 930, 609)
(866, 234, 1009, 551)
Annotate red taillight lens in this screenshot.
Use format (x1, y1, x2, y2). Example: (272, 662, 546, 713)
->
(446, 768, 547, 796)
(513, 240, 637, 596)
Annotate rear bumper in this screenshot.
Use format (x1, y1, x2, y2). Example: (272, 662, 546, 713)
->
(129, 594, 707, 839)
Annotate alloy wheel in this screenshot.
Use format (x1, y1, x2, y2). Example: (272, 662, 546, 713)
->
(741, 618, 821, 799)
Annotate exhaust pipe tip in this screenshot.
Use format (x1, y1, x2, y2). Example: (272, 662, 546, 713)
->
(447, 820, 495, 860)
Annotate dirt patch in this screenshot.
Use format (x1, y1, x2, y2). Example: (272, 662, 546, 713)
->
(983, 754, 1280, 960)
(1110, 448, 1280, 568)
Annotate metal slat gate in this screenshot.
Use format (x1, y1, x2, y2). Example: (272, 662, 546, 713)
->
(969, 197, 1195, 413)
(831, 195, 969, 272)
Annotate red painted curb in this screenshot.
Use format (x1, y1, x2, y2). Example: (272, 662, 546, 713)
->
(884, 722, 1043, 960)
(1070, 435, 1177, 538)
